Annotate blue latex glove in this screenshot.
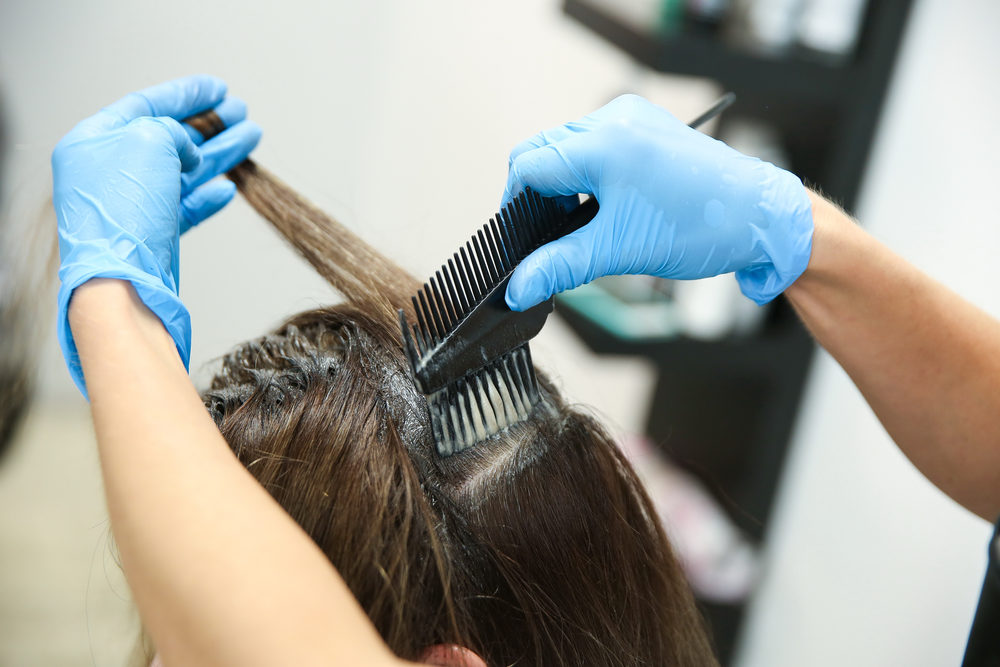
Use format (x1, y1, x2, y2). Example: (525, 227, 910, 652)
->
(502, 94, 813, 311)
(53, 75, 261, 397)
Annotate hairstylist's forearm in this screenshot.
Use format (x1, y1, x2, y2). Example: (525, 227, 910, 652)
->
(786, 193, 1000, 520)
(69, 279, 402, 667)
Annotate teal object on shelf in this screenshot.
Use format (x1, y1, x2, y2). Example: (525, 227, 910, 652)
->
(555, 278, 682, 341)
(659, 0, 685, 33)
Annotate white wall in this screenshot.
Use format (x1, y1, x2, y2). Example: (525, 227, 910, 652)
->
(1, 0, 997, 665)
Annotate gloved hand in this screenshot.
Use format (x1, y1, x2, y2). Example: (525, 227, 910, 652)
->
(502, 94, 813, 311)
(53, 74, 261, 397)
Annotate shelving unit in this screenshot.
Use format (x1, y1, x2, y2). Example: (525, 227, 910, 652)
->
(557, 1, 915, 663)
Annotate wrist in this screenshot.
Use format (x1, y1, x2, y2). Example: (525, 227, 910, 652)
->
(62, 278, 191, 397)
(69, 278, 136, 317)
(784, 190, 862, 300)
(69, 279, 178, 353)
(734, 166, 814, 304)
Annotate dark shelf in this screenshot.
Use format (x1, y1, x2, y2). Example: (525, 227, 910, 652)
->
(554, 295, 804, 376)
(565, 0, 853, 104)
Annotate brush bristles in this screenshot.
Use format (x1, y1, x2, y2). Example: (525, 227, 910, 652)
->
(404, 188, 568, 456)
(427, 345, 540, 456)
(408, 189, 562, 357)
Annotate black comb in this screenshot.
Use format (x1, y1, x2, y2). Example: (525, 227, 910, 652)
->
(400, 93, 736, 456)
(399, 190, 598, 455)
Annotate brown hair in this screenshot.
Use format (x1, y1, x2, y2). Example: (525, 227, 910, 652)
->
(203, 160, 716, 665)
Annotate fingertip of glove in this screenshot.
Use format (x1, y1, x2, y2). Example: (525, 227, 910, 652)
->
(213, 179, 238, 200)
(189, 73, 228, 97)
(223, 119, 262, 152)
(212, 96, 248, 127)
(222, 180, 238, 204)
(199, 178, 238, 205)
(505, 267, 545, 312)
(508, 144, 585, 198)
(504, 288, 524, 312)
(504, 290, 529, 313)
(243, 119, 263, 144)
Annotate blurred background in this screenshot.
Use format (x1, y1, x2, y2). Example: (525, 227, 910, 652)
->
(0, 0, 997, 664)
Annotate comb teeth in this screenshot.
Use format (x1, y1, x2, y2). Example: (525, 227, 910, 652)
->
(400, 188, 588, 457)
(427, 345, 540, 456)
(407, 188, 563, 357)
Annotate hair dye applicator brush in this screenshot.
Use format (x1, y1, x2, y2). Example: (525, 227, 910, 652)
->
(400, 191, 598, 455)
(401, 93, 736, 457)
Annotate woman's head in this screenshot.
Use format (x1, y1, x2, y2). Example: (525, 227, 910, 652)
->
(202, 161, 716, 665)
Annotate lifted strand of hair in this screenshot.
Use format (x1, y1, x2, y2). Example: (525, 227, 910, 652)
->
(227, 160, 420, 323)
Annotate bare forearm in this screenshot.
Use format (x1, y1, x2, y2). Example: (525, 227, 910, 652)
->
(786, 193, 1000, 520)
(70, 279, 399, 667)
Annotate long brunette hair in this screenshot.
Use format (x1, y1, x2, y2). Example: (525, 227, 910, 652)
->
(202, 160, 717, 665)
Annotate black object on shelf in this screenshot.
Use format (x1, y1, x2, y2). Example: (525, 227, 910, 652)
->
(558, 1, 916, 664)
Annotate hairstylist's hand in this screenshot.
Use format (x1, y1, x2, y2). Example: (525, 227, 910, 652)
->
(53, 74, 261, 396)
(502, 94, 814, 311)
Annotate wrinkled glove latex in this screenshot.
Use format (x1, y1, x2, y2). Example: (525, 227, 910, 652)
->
(502, 94, 813, 311)
(53, 74, 261, 397)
